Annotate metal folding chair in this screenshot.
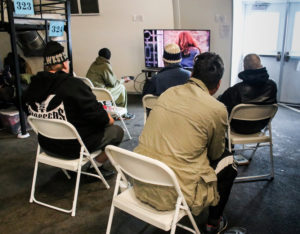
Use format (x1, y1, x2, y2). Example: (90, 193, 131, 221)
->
(92, 87, 132, 140)
(105, 145, 200, 234)
(142, 94, 158, 125)
(28, 116, 110, 216)
(227, 104, 278, 182)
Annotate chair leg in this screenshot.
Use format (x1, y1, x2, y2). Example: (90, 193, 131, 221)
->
(269, 142, 274, 179)
(30, 159, 39, 203)
(186, 210, 201, 234)
(248, 143, 260, 161)
(89, 159, 110, 189)
(71, 166, 82, 216)
(170, 198, 182, 234)
(106, 205, 115, 234)
(235, 141, 274, 182)
(118, 115, 132, 140)
(62, 169, 71, 179)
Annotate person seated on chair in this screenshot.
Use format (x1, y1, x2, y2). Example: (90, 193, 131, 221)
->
(0, 52, 33, 109)
(142, 43, 191, 96)
(86, 48, 135, 120)
(23, 41, 124, 178)
(218, 53, 277, 134)
(134, 52, 237, 234)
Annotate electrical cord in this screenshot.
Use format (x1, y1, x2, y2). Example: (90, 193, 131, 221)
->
(133, 72, 146, 93)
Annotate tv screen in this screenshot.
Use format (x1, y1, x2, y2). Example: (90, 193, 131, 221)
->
(144, 29, 210, 69)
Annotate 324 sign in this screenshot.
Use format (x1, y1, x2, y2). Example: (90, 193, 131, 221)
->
(14, 0, 34, 15)
(49, 21, 65, 37)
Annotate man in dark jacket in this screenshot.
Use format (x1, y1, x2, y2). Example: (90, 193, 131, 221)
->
(142, 43, 191, 96)
(219, 53, 277, 134)
(24, 41, 124, 177)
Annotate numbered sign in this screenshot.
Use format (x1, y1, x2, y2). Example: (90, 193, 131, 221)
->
(49, 21, 65, 37)
(14, 0, 34, 15)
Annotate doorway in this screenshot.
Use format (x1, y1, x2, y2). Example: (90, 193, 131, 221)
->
(232, 0, 300, 106)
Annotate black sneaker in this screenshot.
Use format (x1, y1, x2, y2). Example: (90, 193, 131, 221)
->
(234, 155, 250, 166)
(205, 216, 228, 234)
(98, 167, 115, 179)
(84, 166, 115, 182)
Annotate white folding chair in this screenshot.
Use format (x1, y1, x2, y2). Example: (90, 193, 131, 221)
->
(74, 76, 94, 88)
(142, 94, 158, 125)
(27, 116, 110, 216)
(227, 104, 278, 182)
(105, 145, 200, 234)
(92, 87, 132, 140)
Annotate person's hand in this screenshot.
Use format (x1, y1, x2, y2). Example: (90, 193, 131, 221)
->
(123, 76, 131, 83)
(122, 76, 134, 83)
(107, 113, 114, 125)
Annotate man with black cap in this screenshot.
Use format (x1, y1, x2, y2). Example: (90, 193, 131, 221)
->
(86, 48, 135, 120)
(24, 41, 124, 178)
(142, 43, 191, 96)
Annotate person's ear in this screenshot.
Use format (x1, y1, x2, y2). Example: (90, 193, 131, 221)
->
(209, 80, 221, 95)
(216, 79, 221, 90)
(62, 60, 70, 73)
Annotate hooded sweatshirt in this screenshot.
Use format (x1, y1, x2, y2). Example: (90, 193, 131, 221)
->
(218, 67, 277, 134)
(24, 71, 109, 158)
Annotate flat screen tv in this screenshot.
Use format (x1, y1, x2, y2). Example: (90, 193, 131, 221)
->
(144, 29, 210, 69)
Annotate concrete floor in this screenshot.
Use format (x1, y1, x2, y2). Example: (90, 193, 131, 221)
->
(0, 95, 299, 234)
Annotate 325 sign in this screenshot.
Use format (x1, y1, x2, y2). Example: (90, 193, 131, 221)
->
(14, 0, 34, 15)
(49, 21, 65, 37)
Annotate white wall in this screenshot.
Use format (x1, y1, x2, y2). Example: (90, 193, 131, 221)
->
(231, 0, 245, 86)
(176, 0, 233, 95)
(0, 0, 233, 94)
(0, 0, 174, 93)
(71, 0, 174, 93)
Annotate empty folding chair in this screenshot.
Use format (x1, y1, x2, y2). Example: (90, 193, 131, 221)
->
(142, 94, 158, 125)
(92, 87, 132, 140)
(28, 116, 110, 216)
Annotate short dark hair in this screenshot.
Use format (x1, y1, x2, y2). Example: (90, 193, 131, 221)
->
(192, 52, 224, 90)
(98, 48, 111, 60)
(243, 54, 262, 70)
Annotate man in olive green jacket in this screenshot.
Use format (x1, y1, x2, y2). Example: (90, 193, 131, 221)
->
(86, 48, 134, 119)
(134, 52, 237, 234)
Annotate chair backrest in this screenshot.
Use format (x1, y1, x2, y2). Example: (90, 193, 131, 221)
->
(142, 94, 158, 124)
(27, 116, 86, 149)
(92, 87, 114, 103)
(229, 104, 278, 123)
(74, 76, 94, 88)
(105, 145, 182, 194)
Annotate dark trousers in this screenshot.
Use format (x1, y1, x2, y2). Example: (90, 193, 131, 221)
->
(208, 151, 237, 221)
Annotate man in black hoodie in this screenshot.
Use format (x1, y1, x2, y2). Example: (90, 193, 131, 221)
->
(218, 53, 277, 134)
(24, 41, 124, 177)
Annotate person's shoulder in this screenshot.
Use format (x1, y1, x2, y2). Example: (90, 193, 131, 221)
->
(60, 76, 91, 93)
(209, 98, 228, 119)
(224, 81, 243, 93)
(66, 76, 88, 85)
(178, 67, 191, 75)
(267, 78, 277, 87)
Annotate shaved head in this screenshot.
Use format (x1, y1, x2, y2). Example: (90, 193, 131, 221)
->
(243, 54, 263, 70)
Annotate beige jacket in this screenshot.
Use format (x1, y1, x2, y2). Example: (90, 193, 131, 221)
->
(133, 78, 228, 215)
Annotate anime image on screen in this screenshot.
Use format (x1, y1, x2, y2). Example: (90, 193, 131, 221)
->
(144, 29, 210, 69)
